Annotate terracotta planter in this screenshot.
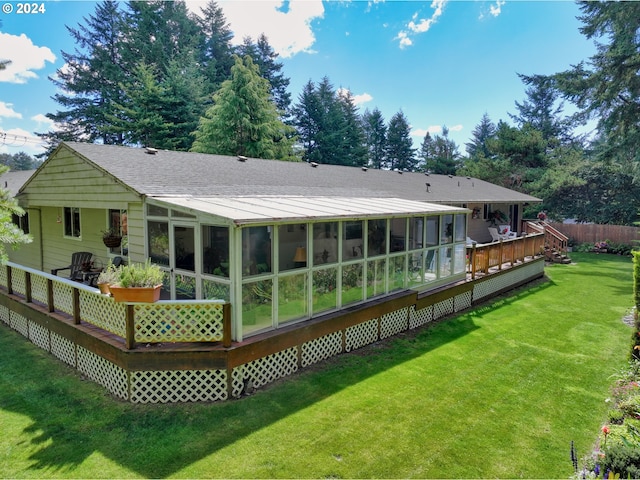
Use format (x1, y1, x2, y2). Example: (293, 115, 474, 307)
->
(97, 282, 111, 295)
(109, 285, 162, 303)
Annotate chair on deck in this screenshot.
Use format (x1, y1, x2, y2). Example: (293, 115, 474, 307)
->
(498, 225, 518, 239)
(51, 252, 93, 282)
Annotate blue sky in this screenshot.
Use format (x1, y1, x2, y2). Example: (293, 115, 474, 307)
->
(0, 0, 596, 157)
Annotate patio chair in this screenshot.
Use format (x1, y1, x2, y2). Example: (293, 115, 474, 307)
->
(488, 227, 507, 242)
(498, 225, 518, 239)
(51, 252, 93, 282)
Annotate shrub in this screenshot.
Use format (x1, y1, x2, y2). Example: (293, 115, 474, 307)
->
(600, 442, 640, 478)
(116, 259, 164, 288)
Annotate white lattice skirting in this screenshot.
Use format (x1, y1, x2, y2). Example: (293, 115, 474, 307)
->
(1, 260, 544, 403)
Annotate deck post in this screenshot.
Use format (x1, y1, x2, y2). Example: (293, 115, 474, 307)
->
(498, 240, 503, 271)
(25, 272, 32, 303)
(47, 279, 54, 312)
(470, 244, 477, 279)
(73, 288, 81, 324)
(6, 265, 12, 295)
(222, 303, 232, 348)
(125, 304, 136, 350)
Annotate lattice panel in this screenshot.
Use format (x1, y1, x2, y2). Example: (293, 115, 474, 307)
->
(345, 318, 378, 352)
(77, 347, 129, 400)
(11, 269, 27, 296)
(433, 298, 454, 321)
(231, 367, 245, 398)
(380, 307, 409, 339)
(51, 332, 76, 367)
(0, 304, 9, 324)
(31, 274, 49, 305)
(51, 281, 74, 316)
(29, 321, 50, 351)
(79, 291, 126, 337)
(301, 331, 343, 368)
(409, 305, 433, 329)
(10, 312, 28, 337)
(130, 369, 227, 403)
(454, 291, 473, 312)
(241, 347, 298, 389)
(0, 265, 7, 288)
(134, 302, 225, 343)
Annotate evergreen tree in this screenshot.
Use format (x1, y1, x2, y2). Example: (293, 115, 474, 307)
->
(465, 113, 496, 160)
(386, 111, 416, 171)
(510, 73, 574, 145)
(191, 56, 296, 160)
(40, 0, 128, 152)
(195, 1, 235, 96)
(553, 1, 640, 164)
(362, 108, 387, 169)
(0, 165, 31, 262)
(418, 126, 459, 175)
(336, 89, 367, 167)
(236, 34, 292, 117)
(291, 80, 321, 161)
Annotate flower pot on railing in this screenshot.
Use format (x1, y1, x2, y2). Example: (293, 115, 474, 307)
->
(109, 284, 162, 303)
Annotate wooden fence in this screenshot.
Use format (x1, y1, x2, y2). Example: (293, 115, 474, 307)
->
(550, 223, 640, 245)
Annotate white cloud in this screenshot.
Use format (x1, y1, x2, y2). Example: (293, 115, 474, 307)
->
(187, 0, 324, 58)
(0, 102, 22, 119)
(411, 126, 442, 137)
(0, 127, 45, 156)
(336, 88, 373, 106)
(0, 33, 56, 84)
(396, 0, 447, 49)
(448, 124, 463, 132)
(31, 113, 53, 127)
(489, 0, 505, 17)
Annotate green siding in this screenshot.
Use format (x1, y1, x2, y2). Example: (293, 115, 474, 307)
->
(7, 208, 42, 270)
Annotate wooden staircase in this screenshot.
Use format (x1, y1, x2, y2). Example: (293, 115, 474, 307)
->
(524, 220, 572, 264)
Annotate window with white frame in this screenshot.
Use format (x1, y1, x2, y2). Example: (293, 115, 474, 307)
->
(63, 207, 81, 238)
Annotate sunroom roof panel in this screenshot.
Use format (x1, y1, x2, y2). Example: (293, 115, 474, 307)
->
(152, 196, 468, 225)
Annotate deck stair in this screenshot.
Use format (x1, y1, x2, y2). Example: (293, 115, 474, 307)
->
(525, 220, 571, 264)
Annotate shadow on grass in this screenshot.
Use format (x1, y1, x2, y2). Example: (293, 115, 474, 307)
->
(0, 277, 557, 477)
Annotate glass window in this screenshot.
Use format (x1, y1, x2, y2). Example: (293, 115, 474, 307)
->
(441, 214, 453, 244)
(408, 251, 423, 287)
(313, 222, 338, 265)
(174, 225, 195, 272)
(148, 220, 169, 266)
(242, 226, 272, 277)
(439, 246, 453, 278)
(242, 279, 273, 335)
(278, 273, 308, 324)
(313, 267, 337, 314)
(408, 217, 423, 251)
(425, 248, 438, 281)
(425, 216, 439, 246)
(454, 214, 466, 242)
(367, 258, 386, 298)
(279, 223, 307, 271)
(341, 262, 363, 305)
(367, 219, 387, 257)
(454, 244, 466, 275)
(12, 213, 29, 234)
(343, 221, 363, 260)
(390, 218, 406, 252)
(147, 204, 168, 217)
(171, 209, 196, 219)
(107, 209, 127, 255)
(175, 273, 196, 299)
(202, 225, 229, 277)
(202, 279, 230, 301)
(389, 255, 406, 291)
(63, 207, 80, 238)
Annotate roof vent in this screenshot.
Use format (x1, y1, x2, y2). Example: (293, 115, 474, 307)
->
(310, 162, 318, 168)
(237, 155, 247, 162)
(448, 174, 453, 178)
(362, 166, 368, 172)
(145, 147, 158, 155)
(425, 182, 431, 193)
(397, 169, 403, 174)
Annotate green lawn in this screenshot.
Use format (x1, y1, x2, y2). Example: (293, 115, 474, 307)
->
(0, 252, 633, 478)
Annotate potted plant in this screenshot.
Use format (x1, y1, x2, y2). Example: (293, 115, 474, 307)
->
(109, 259, 165, 303)
(96, 260, 120, 295)
(102, 228, 122, 248)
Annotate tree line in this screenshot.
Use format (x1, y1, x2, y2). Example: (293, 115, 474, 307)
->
(36, 1, 640, 225)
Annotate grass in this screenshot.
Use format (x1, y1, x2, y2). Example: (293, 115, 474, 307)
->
(0, 252, 633, 478)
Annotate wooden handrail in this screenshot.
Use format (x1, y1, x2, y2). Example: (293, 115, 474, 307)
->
(467, 232, 544, 279)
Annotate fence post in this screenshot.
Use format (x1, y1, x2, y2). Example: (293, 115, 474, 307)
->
(73, 288, 81, 324)
(25, 271, 32, 303)
(6, 265, 12, 295)
(47, 279, 54, 312)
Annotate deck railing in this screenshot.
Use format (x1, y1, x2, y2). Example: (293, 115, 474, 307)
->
(467, 232, 545, 279)
(0, 262, 231, 350)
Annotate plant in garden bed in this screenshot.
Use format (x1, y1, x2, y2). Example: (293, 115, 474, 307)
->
(109, 260, 165, 302)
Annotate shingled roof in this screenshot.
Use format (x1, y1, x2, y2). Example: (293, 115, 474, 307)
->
(46, 142, 541, 205)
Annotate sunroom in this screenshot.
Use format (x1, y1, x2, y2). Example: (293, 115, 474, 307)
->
(146, 195, 469, 341)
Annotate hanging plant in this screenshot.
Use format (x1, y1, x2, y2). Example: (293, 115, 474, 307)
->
(102, 228, 122, 248)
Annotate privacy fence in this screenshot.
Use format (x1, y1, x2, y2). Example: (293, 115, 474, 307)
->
(550, 223, 640, 246)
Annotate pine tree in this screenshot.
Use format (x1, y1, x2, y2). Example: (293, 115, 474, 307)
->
(191, 56, 296, 160)
(291, 80, 321, 161)
(465, 113, 496, 160)
(418, 126, 459, 175)
(362, 108, 387, 169)
(386, 111, 416, 171)
(40, 0, 128, 152)
(336, 89, 367, 167)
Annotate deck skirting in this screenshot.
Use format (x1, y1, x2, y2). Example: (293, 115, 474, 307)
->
(0, 258, 544, 403)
